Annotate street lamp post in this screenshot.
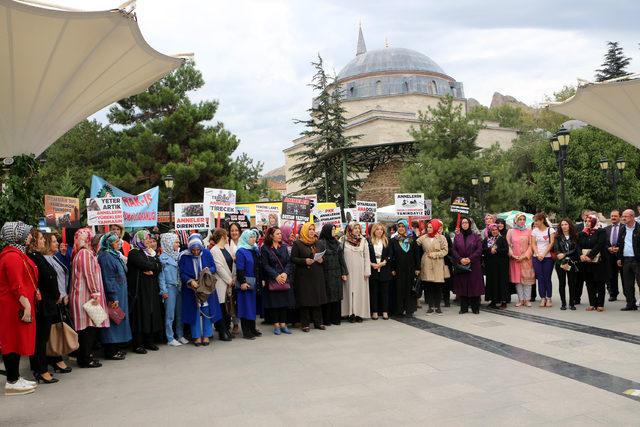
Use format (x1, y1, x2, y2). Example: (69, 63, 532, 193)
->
(599, 156, 626, 207)
(471, 173, 491, 219)
(163, 174, 175, 229)
(551, 126, 570, 217)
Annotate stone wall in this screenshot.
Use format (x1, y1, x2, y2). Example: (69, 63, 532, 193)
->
(356, 160, 405, 206)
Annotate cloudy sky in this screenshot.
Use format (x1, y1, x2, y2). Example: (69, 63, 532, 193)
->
(56, 0, 639, 171)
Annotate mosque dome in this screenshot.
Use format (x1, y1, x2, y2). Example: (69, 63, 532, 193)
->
(337, 47, 448, 82)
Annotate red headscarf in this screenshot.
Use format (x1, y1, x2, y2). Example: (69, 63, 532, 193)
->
(428, 219, 442, 238)
(583, 214, 598, 236)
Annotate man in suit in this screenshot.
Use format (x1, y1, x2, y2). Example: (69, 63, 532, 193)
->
(616, 209, 640, 310)
(605, 210, 622, 301)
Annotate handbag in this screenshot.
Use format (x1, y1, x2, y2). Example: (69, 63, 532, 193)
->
(410, 276, 422, 297)
(82, 300, 108, 326)
(581, 249, 601, 263)
(453, 263, 472, 274)
(46, 321, 79, 356)
(107, 305, 126, 325)
(267, 248, 291, 292)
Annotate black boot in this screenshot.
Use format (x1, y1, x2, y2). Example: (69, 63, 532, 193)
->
(459, 296, 469, 314)
(215, 321, 231, 342)
(240, 319, 255, 340)
(250, 320, 262, 337)
(471, 297, 480, 314)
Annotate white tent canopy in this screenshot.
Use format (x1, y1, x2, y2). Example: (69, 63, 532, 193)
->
(549, 75, 640, 149)
(0, 0, 184, 158)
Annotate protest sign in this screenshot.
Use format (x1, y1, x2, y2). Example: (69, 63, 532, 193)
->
(86, 197, 124, 226)
(255, 204, 281, 228)
(203, 188, 236, 218)
(356, 201, 377, 223)
(395, 193, 425, 216)
(281, 197, 310, 222)
(317, 208, 342, 228)
(174, 203, 209, 231)
(44, 195, 81, 228)
(450, 196, 469, 214)
(90, 175, 158, 227)
(221, 213, 250, 230)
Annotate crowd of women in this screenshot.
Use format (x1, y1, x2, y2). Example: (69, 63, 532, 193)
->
(0, 208, 630, 396)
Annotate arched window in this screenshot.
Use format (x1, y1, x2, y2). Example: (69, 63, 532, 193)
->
(403, 81, 409, 93)
(375, 80, 382, 96)
(429, 80, 437, 94)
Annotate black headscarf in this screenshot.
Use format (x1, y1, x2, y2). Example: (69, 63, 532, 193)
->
(460, 217, 473, 237)
(318, 223, 339, 250)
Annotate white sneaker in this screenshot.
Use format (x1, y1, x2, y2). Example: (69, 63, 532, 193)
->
(5, 378, 36, 396)
(20, 377, 36, 387)
(178, 337, 189, 345)
(168, 339, 182, 347)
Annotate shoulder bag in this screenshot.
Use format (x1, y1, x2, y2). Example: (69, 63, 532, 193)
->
(267, 248, 291, 292)
(46, 307, 79, 356)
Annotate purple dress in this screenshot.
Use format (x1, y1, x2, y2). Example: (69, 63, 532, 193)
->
(451, 233, 485, 297)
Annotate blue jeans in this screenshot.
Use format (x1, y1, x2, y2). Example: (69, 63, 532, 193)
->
(192, 305, 213, 339)
(164, 286, 183, 341)
(533, 257, 554, 298)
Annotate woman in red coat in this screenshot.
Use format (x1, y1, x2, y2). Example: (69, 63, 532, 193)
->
(0, 221, 39, 396)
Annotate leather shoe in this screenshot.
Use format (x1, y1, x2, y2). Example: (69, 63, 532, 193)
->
(621, 306, 638, 311)
(314, 324, 326, 330)
(78, 359, 102, 368)
(219, 333, 232, 342)
(133, 347, 147, 354)
(608, 297, 617, 302)
(144, 344, 159, 351)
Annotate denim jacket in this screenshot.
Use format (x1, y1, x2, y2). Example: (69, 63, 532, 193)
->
(158, 253, 180, 295)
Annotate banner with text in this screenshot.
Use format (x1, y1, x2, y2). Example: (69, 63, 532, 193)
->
(356, 201, 377, 223)
(175, 203, 208, 231)
(90, 175, 158, 227)
(255, 204, 281, 228)
(86, 197, 124, 226)
(450, 196, 469, 214)
(203, 188, 236, 218)
(281, 197, 310, 222)
(44, 195, 81, 228)
(395, 193, 425, 217)
(317, 208, 342, 228)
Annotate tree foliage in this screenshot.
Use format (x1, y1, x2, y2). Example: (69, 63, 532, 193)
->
(289, 55, 362, 205)
(595, 41, 632, 82)
(0, 155, 44, 227)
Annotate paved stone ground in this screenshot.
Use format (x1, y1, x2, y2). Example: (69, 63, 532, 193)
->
(3, 279, 640, 426)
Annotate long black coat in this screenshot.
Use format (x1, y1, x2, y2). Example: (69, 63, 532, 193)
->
(482, 236, 509, 303)
(578, 229, 609, 283)
(260, 244, 296, 309)
(126, 249, 163, 335)
(318, 239, 348, 303)
(290, 240, 327, 307)
(28, 252, 60, 317)
(389, 237, 420, 315)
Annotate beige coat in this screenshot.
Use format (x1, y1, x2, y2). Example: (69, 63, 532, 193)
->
(341, 239, 372, 318)
(210, 245, 236, 303)
(416, 234, 449, 283)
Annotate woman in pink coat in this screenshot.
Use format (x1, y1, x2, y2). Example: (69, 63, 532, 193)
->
(69, 228, 109, 368)
(506, 214, 535, 307)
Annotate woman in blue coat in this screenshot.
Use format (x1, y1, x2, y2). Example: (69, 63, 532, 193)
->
(178, 233, 222, 346)
(98, 232, 132, 360)
(236, 230, 261, 340)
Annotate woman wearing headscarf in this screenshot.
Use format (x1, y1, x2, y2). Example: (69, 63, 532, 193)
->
(507, 213, 535, 307)
(26, 229, 60, 384)
(70, 227, 109, 368)
(260, 226, 296, 334)
(452, 217, 484, 314)
(179, 233, 223, 345)
(127, 230, 162, 354)
(158, 233, 188, 346)
(291, 223, 327, 331)
(389, 219, 420, 317)
(0, 221, 39, 395)
(97, 232, 131, 359)
(42, 233, 72, 374)
(481, 214, 497, 240)
(235, 230, 262, 338)
(416, 219, 449, 315)
(578, 214, 608, 311)
(483, 224, 510, 309)
(319, 224, 348, 325)
(280, 224, 294, 253)
(340, 223, 371, 323)
(368, 223, 391, 320)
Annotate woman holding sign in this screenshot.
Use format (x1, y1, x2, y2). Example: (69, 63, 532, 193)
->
(341, 223, 371, 322)
(291, 222, 327, 331)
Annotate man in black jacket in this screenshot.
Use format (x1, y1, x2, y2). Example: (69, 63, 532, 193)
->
(616, 209, 640, 310)
(604, 210, 622, 301)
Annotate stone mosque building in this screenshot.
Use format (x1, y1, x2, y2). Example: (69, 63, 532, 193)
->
(283, 27, 518, 205)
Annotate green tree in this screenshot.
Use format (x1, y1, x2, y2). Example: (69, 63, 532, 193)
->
(107, 60, 260, 205)
(0, 155, 44, 227)
(595, 41, 632, 82)
(289, 55, 362, 206)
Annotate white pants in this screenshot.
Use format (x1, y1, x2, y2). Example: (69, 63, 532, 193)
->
(516, 283, 532, 301)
